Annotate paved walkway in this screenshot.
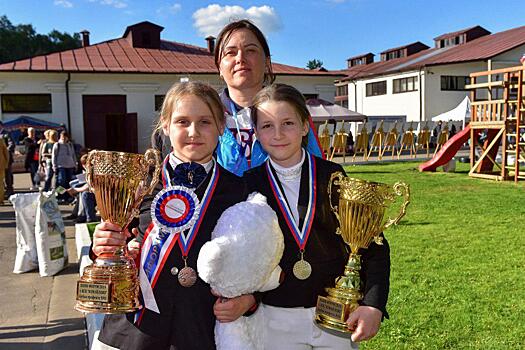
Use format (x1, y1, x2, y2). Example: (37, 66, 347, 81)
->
(0, 173, 86, 350)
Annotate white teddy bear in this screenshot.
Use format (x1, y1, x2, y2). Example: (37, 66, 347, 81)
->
(197, 192, 284, 350)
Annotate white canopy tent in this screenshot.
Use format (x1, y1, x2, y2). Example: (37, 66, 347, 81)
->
(306, 99, 366, 122)
(432, 95, 471, 128)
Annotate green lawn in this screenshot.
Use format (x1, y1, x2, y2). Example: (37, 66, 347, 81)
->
(342, 161, 525, 349)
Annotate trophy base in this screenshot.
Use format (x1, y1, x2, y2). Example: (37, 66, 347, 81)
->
(314, 317, 354, 339)
(314, 287, 361, 338)
(75, 255, 141, 314)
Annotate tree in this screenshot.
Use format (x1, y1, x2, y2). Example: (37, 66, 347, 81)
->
(306, 59, 323, 70)
(0, 15, 81, 64)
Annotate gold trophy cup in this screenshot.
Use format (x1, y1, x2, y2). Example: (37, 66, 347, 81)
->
(75, 149, 161, 314)
(315, 173, 410, 336)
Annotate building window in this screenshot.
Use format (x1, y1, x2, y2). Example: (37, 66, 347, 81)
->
(393, 76, 418, 93)
(366, 81, 387, 96)
(441, 76, 470, 91)
(1, 94, 52, 113)
(155, 95, 165, 111)
(336, 85, 348, 97)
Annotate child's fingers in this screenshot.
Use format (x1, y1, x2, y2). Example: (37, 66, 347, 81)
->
(95, 221, 123, 233)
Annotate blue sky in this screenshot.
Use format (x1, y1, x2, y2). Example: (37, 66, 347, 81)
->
(1, 0, 524, 69)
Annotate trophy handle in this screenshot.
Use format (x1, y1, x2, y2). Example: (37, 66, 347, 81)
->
(85, 150, 96, 193)
(142, 149, 162, 195)
(328, 172, 345, 228)
(382, 182, 410, 231)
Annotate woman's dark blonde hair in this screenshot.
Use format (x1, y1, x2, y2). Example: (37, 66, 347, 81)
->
(154, 81, 225, 136)
(252, 84, 310, 146)
(48, 129, 58, 142)
(214, 19, 275, 86)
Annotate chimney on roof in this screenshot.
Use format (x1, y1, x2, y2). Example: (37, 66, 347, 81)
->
(80, 30, 90, 47)
(206, 36, 215, 54)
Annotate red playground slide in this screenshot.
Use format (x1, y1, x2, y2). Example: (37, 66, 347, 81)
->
(419, 124, 471, 172)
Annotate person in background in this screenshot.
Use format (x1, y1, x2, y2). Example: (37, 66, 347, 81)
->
(66, 154, 97, 223)
(0, 122, 15, 197)
(23, 127, 40, 191)
(52, 131, 77, 202)
(0, 137, 8, 204)
(40, 129, 58, 192)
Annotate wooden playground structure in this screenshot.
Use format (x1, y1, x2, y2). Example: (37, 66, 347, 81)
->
(466, 63, 525, 182)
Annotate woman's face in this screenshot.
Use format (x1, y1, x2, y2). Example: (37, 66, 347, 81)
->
(218, 28, 268, 93)
(255, 100, 308, 167)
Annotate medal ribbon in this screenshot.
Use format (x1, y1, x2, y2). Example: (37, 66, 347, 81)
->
(177, 162, 219, 256)
(266, 152, 317, 250)
(142, 154, 179, 283)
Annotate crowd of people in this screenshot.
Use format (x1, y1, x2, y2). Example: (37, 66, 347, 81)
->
(0, 123, 97, 222)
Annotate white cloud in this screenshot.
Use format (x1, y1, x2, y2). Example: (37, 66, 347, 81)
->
(54, 0, 73, 8)
(88, 0, 128, 9)
(192, 4, 281, 37)
(156, 3, 181, 17)
(169, 3, 181, 14)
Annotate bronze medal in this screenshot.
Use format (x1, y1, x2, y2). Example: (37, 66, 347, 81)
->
(178, 266, 197, 287)
(293, 259, 312, 280)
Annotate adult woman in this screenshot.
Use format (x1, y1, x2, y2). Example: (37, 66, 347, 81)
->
(214, 20, 321, 175)
(23, 127, 39, 190)
(40, 129, 57, 191)
(52, 131, 76, 201)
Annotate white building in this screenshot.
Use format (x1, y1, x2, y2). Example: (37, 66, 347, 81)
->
(0, 21, 342, 152)
(335, 25, 525, 127)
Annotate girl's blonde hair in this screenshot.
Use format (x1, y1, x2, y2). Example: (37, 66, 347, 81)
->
(154, 81, 225, 136)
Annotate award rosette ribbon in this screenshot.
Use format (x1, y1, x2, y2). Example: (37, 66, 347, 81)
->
(140, 158, 219, 297)
(314, 173, 410, 336)
(148, 185, 202, 288)
(75, 149, 161, 314)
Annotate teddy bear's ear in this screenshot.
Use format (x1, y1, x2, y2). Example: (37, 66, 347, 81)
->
(196, 241, 221, 283)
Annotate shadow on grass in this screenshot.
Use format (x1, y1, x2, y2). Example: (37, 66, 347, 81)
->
(398, 221, 431, 226)
(346, 171, 396, 174)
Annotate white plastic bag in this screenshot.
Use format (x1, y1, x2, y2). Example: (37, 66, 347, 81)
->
(10, 192, 40, 273)
(35, 192, 69, 276)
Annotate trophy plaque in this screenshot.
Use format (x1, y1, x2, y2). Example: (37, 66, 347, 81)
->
(315, 173, 410, 336)
(75, 149, 161, 314)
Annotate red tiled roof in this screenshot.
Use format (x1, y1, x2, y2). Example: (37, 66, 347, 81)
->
(0, 37, 342, 77)
(339, 25, 525, 81)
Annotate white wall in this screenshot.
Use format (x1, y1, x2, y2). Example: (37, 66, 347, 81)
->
(423, 62, 485, 120)
(348, 70, 423, 122)
(0, 72, 69, 126)
(0, 72, 337, 152)
(275, 75, 337, 101)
